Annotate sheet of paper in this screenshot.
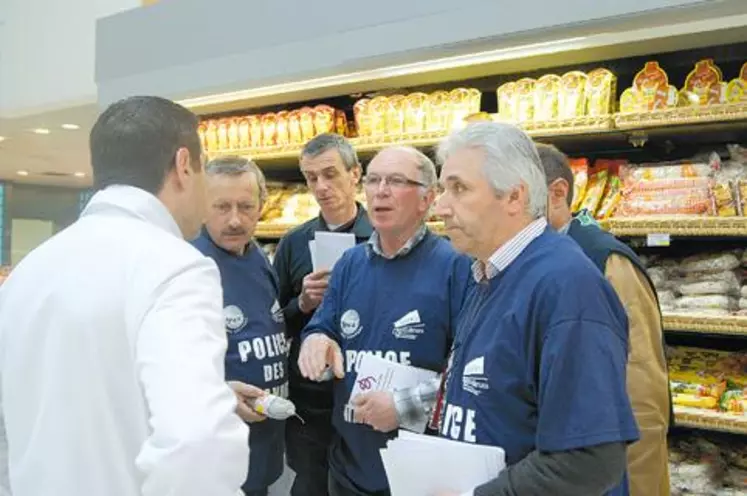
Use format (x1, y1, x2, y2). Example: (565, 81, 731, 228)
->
(345, 353, 438, 432)
(307, 240, 319, 272)
(313, 231, 355, 271)
(380, 432, 505, 496)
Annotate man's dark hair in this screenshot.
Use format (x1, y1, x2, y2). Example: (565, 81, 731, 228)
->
(90, 96, 202, 194)
(300, 133, 360, 171)
(535, 143, 575, 207)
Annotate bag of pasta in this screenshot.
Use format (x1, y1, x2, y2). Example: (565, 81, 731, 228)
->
(569, 158, 589, 212)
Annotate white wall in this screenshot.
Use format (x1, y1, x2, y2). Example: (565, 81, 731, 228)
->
(0, 0, 140, 119)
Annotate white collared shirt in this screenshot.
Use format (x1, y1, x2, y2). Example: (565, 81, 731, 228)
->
(471, 218, 548, 282)
(0, 185, 249, 496)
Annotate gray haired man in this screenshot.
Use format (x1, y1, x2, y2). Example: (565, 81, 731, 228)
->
(192, 156, 289, 496)
(273, 134, 374, 496)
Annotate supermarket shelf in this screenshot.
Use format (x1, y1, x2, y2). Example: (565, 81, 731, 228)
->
(615, 101, 747, 131)
(663, 314, 747, 336)
(603, 216, 747, 237)
(674, 406, 747, 435)
(255, 221, 445, 238)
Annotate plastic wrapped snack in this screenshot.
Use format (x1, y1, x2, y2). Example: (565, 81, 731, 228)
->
(558, 71, 588, 119)
(496, 82, 517, 122)
(354, 99, 372, 137)
(678, 280, 735, 297)
(275, 111, 290, 147)
(620, 162, 715, 183)
(683, 59, 723, 106)
(738, 180, 747, 216)
(386, 95, 406, 136)
(615, 189, 712, 216)
(681, 253, 741, 274)
(217, 119, 230, 151)
(514, 78, 535, 122)
(570, 158, 589, 212)
(533, 75, 560, 121)
(585, 68, 617, 116)
(580, 168, 609, 216)
(679, 270, 742, 290)
(676, 295, 735, 311)
(711, 182, 738, 217)
(404, 93, 428, 134)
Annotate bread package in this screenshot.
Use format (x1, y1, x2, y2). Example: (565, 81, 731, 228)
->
(288, 111, 303, 145)
(238, 118, 251, 149)
(450, 88, 475, 128)
(249, 116, 263, 149)
(354, 99, 372, 137)
(275, 111, 290, 147)
(513, 79, 535, 122)
(261, 113, 277, 148)
(299, 107, 315, 143)
(404, 93, 428, 133)
(585, 68, 617, 116)
(217, 119, 230, 150)
(369, 96, 390, 136)
(313, 105, 336, 135)
(533, 75, 560, 121)
(227, 118, 241, 150)
(427, 91, 451, 131)
(386, 95, 406, 136)
(558, 71, 588, 119)
(496, 82, 517, 122)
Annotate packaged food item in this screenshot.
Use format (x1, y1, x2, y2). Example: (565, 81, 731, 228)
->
(742, 286, 747, 298)
(369, 96, 390, 136)
(467, 88, 482, 115)
(632, 61, 673, 111)
(596, 174, 622, 219)
(681, 253, 741, 273)
(580, 167, 609, 216)
(275, 111, 290, 147)
(496, 82, 517, 122)
(620, 162, 715, 183)
(558, 71, 588, 119)
(569, 158, 589, 212)
(737, 179, 747, 216)
(287, 111, 303, 145)
(217, 119, 230, 151)
(711, 182, 738, 217)
(657, 289, 677, 309)
(261, 113, 277, 148)
(427, 91, 451, 131)
(740, 297, 747, 310)
(514, 78, 535, 122)
(464, 112, 492, 123)
(227, 118, 241, 150)
(404, 92, 428, 134)
(706, 82, 727, 105)
(678, 280, 735, 296)
(354, 99, 372, 137)
(676, 294, 734, 311)
(585, 68, 617, 116)
(726, 78, 746, 103)
(678, 270, 741, 290)
(615, 189, 712, 216)
(533, 75, 560, 121)
(313, 105, 336, 136)
(335, 110, 348, 137)
(386, 95, 406, 136)
(298, 107, 315, 142)
(197, 122, 208, 152)
(683, 59, 723, 105)
(449, 88, 474, 127)
(673, 394, 718, 409)
(238, 117, 251, 149)
(619, 88, 643, 113)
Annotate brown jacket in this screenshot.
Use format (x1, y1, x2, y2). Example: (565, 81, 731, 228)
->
(605, 254, 670, 496)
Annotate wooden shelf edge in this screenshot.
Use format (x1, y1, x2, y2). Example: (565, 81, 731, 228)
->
(674, 406, 747, 435)
(663, 314, 747, 336)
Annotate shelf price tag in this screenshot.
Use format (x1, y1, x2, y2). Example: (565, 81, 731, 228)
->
(646, 233, 671, 247)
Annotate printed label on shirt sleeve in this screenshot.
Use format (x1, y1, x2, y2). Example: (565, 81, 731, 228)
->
(439, 403, 477, 443)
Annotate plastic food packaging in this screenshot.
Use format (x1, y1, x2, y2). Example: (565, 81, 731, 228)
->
(676, 295, 735, 311)
(742, 286, 747, 298)
(558, 71, 588, 119)
(681, 253, 741, 274)
(585, 68, 617, 116)
(275, 111, 290, 147)
(227, 118, 241, 150)
(533, 75, 560, 121)
(496, 82, 517, 122)
(261, 113, 277, 148)
(677, 280, 735, 297)
(580, 168, 609, 216)
(570, 159, 589, 212)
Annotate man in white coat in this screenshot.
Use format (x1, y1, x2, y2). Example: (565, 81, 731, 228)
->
(0, 96, 252, 496)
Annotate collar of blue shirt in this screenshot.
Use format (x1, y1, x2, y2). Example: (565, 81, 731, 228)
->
(366, 224, 428, 260)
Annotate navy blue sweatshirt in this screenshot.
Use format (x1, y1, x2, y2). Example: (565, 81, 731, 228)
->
(301, 230, 472, 493)
(192, 232, 288, 491)
(439, 228, 639, 496)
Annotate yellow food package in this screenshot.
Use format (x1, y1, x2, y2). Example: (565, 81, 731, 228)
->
(298, 107, 315, 143)
(585, 68, 617, 116)
(467, 88, 482, 115)
(684, 59, 722, 105)
(533, 74, 560, 122)
(369, 96, 390, 136)
(275, 111, 290, 147)
(261, 113, 277, 148)
(386, 95, 406, 136)
(569, 158, 589, 212)
(354, 99, 371, 137)
(580, 167, 609, 215)
(558, 71, 588, 119)
(738, 179, 747, 216)
(449, 88, 474, 128)
(726, 78, 746, 103)
(673, 394, 718, 410)
(404, 92, 429, 134)
(427, 91, 451, 132)
(678, 89, 701, 107)
(706, 82, 728, 105)
(496, 82, 517, 122)
(238, 117, 251, 149)
(619, 88, 639, 113)
(596, 174, 623, 219)
(514, 78, 535, 122)
(313, 105, 336, 136)
(227, 118, 241, 150)
(197, 122, 208, 152)
(217, 119, 230, 151)
(711, 182, 737, 217)
(633, 61, 670, 110)
(248, 116, 263, 149)
(287, 111, 303, 145)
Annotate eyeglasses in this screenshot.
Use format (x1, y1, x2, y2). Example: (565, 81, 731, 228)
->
(362, 174, 426, 189)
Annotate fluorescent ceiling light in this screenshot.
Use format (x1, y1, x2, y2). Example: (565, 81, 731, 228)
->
(74, 172, 86, 178)
(61, 124, 80, 130)
(32, 128, 50, 135)
(178, 36, 588, 108)
(0, 136, 6, 142)
(16, 170, 29, 176)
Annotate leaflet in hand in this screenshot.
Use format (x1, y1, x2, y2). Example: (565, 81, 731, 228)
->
(381, 431, 505, 496)
(308, 232, 355, 272)
(345, 353, 438, 432)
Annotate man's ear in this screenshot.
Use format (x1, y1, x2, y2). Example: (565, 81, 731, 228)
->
(350, 165, 362, 185)
(549, 178, 571, 208)
(173, 147, 193, 189)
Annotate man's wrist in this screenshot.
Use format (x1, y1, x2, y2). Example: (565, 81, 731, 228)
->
(297, 296, 309, 314)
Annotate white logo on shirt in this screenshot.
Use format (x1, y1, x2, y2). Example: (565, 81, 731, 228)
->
(340, 309, 363, 339)
(224, 305, 247, 333)
(462, 356, 489, 396)
(392, 310, 425, 340)
(271, 299, 285, 324)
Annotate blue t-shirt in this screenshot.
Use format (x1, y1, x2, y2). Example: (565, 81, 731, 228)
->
(302, 231, 472, 493)
(439, 229, 639, 496)
(192, 232, 288, 491)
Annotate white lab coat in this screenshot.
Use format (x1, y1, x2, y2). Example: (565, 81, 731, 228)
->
(0, 186, 249, 496)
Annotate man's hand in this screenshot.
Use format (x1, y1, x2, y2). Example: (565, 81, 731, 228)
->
(228, 381, 267, 423)
(351, 391, 399, 432)
(298, 270, 331, 314)
(298, 333, 344, 381)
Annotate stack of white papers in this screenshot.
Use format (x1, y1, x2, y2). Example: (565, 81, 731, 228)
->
(308, 231, 355, 271)
(381, 431, 505, 496)
(346, 354, 439, 432)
